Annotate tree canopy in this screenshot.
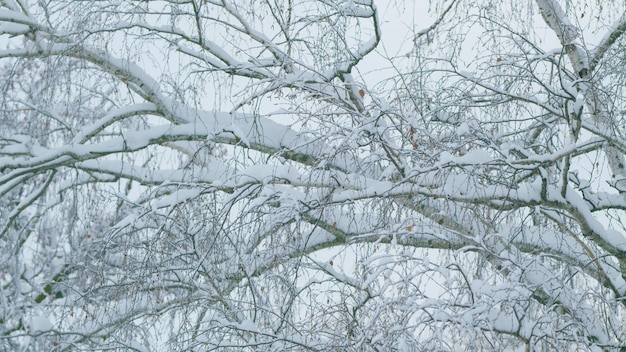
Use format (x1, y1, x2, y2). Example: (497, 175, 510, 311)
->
(2, 0, 626, 350)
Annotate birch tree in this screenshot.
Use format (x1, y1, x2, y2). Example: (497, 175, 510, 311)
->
(1, 0, 626, 350)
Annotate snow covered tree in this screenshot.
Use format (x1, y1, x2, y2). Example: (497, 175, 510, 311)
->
(1, 0, 626, 350)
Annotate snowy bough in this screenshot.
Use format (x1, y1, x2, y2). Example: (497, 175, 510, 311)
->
(1, 0, 626, 350)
